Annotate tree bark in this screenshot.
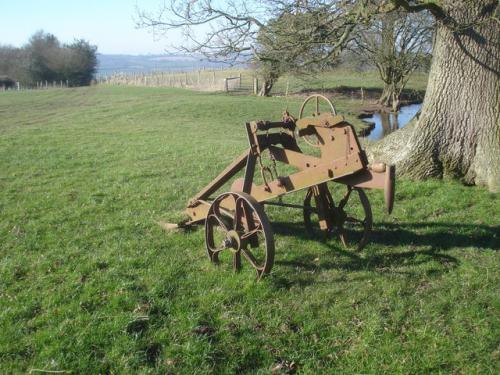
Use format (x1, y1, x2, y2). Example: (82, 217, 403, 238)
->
(378, 82, 393, 107)
(370, 0, 500, 191)
(258, 78, 275, 96)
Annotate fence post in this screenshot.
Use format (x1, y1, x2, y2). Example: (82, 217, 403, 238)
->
(361, 87, 365, 102)
(224, 78, 228, 92)
(285, 79, 289, 97)
(253, 77, 258, 95)
(213, 71, 216, 85)
(16, 82, 20, 91)
(66, 80, 69, 87)
(239, 72, 242, 89)
(45, 80, 48, 89)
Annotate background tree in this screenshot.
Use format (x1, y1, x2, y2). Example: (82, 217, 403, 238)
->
(252, 15, 291, 96)
(26, 31, 63, 83)
(352, 9, 433, 110)
(0, 45, 30, 83)
(64, 39, 98, 86)
(0, 31, 98, 87)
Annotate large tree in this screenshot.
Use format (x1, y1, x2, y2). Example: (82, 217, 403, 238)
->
(254, 10, 352, 96)
(352, 9, 433, 110)
(26, 31, 63, 83)
(65, 39, 98, 86)
(371, 0, 499, 191)
(0, 31, 97, 87)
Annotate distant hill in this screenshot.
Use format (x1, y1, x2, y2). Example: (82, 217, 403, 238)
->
(96, 54, 230, 76)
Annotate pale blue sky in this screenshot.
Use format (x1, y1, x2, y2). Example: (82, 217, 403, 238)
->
(0, 0, 181, 54)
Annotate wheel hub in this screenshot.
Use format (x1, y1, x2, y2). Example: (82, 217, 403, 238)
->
(223, 230, 241, 253)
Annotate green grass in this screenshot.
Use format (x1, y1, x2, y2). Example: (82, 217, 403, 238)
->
(0, 86, 498, 374)
(136, 67, 428, 100)
(271, 68, 429, 95)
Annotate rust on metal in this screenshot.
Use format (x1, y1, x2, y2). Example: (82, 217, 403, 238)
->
(167, 94, 396, 279)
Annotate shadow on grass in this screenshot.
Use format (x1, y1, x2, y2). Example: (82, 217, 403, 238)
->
(268, 221, 499, 288)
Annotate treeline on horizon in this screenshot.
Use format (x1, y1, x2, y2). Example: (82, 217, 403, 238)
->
(0, 31, 97, 87)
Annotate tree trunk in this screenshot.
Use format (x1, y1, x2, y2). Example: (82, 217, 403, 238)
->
(378, 82, 394, 107)
(370, 0, 499, 191)
(258, 78, 274, 96)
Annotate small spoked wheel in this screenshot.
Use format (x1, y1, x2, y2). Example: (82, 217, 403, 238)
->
(205, 192, 274, 279)
(304, 184, 372, 250)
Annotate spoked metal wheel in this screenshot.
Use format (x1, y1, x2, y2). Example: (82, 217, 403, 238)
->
(303, 184, 372, 250)
(205, 192, 275, 279)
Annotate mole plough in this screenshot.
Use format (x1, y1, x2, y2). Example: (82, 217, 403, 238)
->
(168, 95, 395, 279)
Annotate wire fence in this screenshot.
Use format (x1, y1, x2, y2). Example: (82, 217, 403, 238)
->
(1, 80, 71, 91)
(97, 69, 258, 94)
(1, 69, 258, 94)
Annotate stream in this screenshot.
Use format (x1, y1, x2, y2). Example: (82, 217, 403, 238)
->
(361, 103, 422, 141)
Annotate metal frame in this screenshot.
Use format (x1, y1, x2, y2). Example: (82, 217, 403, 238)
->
(171, 95, 396, 277)
(185, 107, 395, 228)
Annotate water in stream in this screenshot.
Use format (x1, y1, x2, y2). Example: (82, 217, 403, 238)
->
(361, 103, 422, 141)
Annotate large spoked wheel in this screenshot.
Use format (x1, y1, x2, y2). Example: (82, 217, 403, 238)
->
(303, 184, 372, 250)
(298, 94, 337, 147)
(205, 192, 275, 280)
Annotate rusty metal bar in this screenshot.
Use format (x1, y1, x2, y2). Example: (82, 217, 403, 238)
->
(190, 150, 249, 204)
(262, 201, 316, 211)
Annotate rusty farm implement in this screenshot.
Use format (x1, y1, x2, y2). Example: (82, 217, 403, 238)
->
(168, 95, 395, 279)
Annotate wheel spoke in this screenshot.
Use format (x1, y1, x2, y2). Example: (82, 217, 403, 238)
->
(241, 247, 262, 270)
(208, 214, 229, 233)
(242, 199, 256, 231)
(206, 231, 226, 253)
(240, 226, 262, 240)
(233, 198, 244, 230)
(338, 187, 352, 210)
(212, 245, 225, 253)
(233, 251, 241, 271)
(338, 229, 348, 248)
(345, 216, 365, 225)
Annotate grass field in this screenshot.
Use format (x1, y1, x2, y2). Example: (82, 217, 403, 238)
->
(100, 67, 428, 101)
(0, 85, 498, 374)
(271, 69, 429, 95)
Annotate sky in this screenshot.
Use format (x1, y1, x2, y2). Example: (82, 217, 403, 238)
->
(0, 0, 182, 55)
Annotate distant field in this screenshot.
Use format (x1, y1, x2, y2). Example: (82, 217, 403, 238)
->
(0, 86, 498, 374)
(272, 69, 429, 95)
(95, 54, 428, 96)
(96, 54, 227, 76)
(100, 67, 429, 101)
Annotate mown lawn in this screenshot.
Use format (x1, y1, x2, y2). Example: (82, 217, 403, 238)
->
(0, 86, 498, 374)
